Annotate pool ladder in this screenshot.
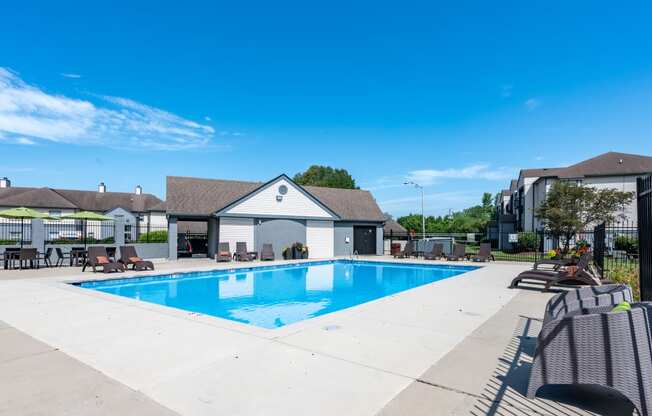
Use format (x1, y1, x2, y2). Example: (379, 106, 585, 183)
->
(350, 250, 359, 260)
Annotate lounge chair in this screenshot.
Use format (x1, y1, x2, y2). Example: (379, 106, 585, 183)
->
(527, 302, 652, 416)
(533, 257, 577, 270)
(471, 243, 494, 262)
(83, 246, 125, 273)
(54, 248, 71, 267)
(423, 243, 444, 260)
(119, 246, 155, 271)
(216, 242, 232, 262)
(235, 242, 255, 261)
(543, 283, 633, 325)
(446, 244, 466, 261)
(394, 241, 415, 259)
(260, 244, 275, 261)
(509, 253, 600, 290)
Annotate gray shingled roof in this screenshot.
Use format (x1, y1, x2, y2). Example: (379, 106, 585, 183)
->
(383, 219, 406, 234)
(166, 176, 386, 222)
(0, 186, 165, 212)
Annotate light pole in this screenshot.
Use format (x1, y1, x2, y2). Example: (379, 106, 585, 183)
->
(404, 181, 425, 243)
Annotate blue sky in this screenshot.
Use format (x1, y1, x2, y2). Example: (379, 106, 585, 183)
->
(1, 1, 652, 217)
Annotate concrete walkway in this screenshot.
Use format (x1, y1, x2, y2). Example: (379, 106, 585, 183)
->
(0, 320, 177, 415)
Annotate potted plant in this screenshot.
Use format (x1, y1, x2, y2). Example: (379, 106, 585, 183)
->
(282, 247, 290, 260)
(292, 242, 304, 259)
(302, 245, 309, 259)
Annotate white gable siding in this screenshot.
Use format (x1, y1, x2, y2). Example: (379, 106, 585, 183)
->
(219, 217, 254, 253)
(306, 220, 334, 258)
(225, 179, 333, 219)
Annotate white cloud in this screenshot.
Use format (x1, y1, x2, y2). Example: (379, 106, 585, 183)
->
(204, 116, 212, 121)
(0, 67, 215, 150)
(61, 73, 82, 79)
(379, 190, 481, 215)
(525, 98, 540, 111)
(407, 164, 514, 185)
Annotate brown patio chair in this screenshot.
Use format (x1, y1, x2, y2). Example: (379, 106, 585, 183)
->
(260, 244, 275, 261)
(446, 243, 466, 261)
(509, 253, 600, 290)
(216, 242, 232, 262)
(471, 243, 494, 262)
(394, 241, 415, 259)
(18, 248, 39, 270)
(423, 243, 444, 260)
(235, 242, 255, 261)
(119, 246, 155, 271)
(83, 246, 125, 273)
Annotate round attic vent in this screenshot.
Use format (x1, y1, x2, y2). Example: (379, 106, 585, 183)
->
(278, 184, 288, 195)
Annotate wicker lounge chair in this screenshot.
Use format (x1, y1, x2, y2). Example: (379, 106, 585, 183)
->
(216, 242, 232, 262)
(528, 302, 652, 416)
(119, 246, 154, 271)
(423, 243, 444, 260)
(446, 244, 466, 261)
(83, 246, 125, 273)
(543, 283, 633, 325)
(471, 243, 494, 262)
(394, 241, 415, 259)
(533, 257, 577, 270)
(235, 242, 255, 261)
(509, 253, 600, 290)
(260, 244, 275, 261)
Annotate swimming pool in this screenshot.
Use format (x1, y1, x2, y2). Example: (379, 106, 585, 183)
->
(77, 261, 478, 329)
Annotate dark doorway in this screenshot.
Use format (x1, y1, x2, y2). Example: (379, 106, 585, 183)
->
(354, 226, 377, 255)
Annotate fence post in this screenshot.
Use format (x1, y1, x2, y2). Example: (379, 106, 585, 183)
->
(638, 176, 652, 301)
(115, 220, 125, 247)
(593, 222, 606, 278)
(31, 219, 45, 252)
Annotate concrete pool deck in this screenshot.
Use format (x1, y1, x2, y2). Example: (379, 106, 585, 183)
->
(0, 257, 635, 415)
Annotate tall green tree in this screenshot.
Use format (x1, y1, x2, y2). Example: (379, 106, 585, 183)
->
(293, 165, 357, 189)
(536, 181, 633, 253)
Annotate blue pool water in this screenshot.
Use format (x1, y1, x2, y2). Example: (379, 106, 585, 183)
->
(77, 261, 478, 329)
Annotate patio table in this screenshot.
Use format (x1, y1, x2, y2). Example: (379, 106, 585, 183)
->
(2, 248, 20, 270)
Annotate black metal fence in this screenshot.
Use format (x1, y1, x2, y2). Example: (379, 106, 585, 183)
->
(44, 221, 115, 244)
(638, 175, 652, 301)
(0, 219, 31, 245)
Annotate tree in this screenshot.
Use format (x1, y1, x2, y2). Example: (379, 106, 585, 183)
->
(293, 165, 357, 189)
(536, 181, 633, 253)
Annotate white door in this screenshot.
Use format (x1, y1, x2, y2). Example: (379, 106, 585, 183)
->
(306, 220, 334, 258)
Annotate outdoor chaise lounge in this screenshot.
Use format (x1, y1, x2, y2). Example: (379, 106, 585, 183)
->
(542, 283, 633, 325)
(527, 301, 652, 416)
(260, 243, 275, 261)
(216, 242, 231, 262)
(533, 257, 577, 270)
(83, 246, 125, 273)
(509, 253, 600, 290)
(446, 243, 466, 261)
(235, 242, 255, 261)
(471, 243, 494, 262)
(423, 243, 444, 260)
(119, 246, 154, 271)
(393, 241, 415, 259)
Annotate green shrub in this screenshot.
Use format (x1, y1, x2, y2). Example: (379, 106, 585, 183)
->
(517, 232, 539, 252)
(137, 230, 168, 243)
(609, 264, 640, 301)
(614, 235, 638, 254)
(0, 239, 18, 245)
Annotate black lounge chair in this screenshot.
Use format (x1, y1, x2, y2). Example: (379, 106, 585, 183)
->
(260, 244, 275, 261)
(543, 283, 633, 325)
(423, 243, 444, 260)
(119, 246, 154, 271)
(446, 244, 466, 261)
(83, 246, 125, 273)
(471, 243, 494, 262)
(394, 241, 415, 259)
(216, 242, 232, 262)
(509, 253, 600, 290)
(235, 242, 255, 261)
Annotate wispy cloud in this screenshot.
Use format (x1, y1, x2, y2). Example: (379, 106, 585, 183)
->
(379, 190, 482, 215)
(0, 67, 215, 150)
(61, 73, 82, 79)
(525, 98, 540, 111)
(407, 164, 515, 185)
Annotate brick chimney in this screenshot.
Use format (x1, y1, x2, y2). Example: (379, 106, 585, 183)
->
(98, 182, 106, 193)
(0, 177, 10, 188)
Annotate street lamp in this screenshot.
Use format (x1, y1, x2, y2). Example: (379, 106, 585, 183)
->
(404, 181, 425, 242)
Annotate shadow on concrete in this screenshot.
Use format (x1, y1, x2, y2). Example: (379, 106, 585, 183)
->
(469, 315, 637, 416)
